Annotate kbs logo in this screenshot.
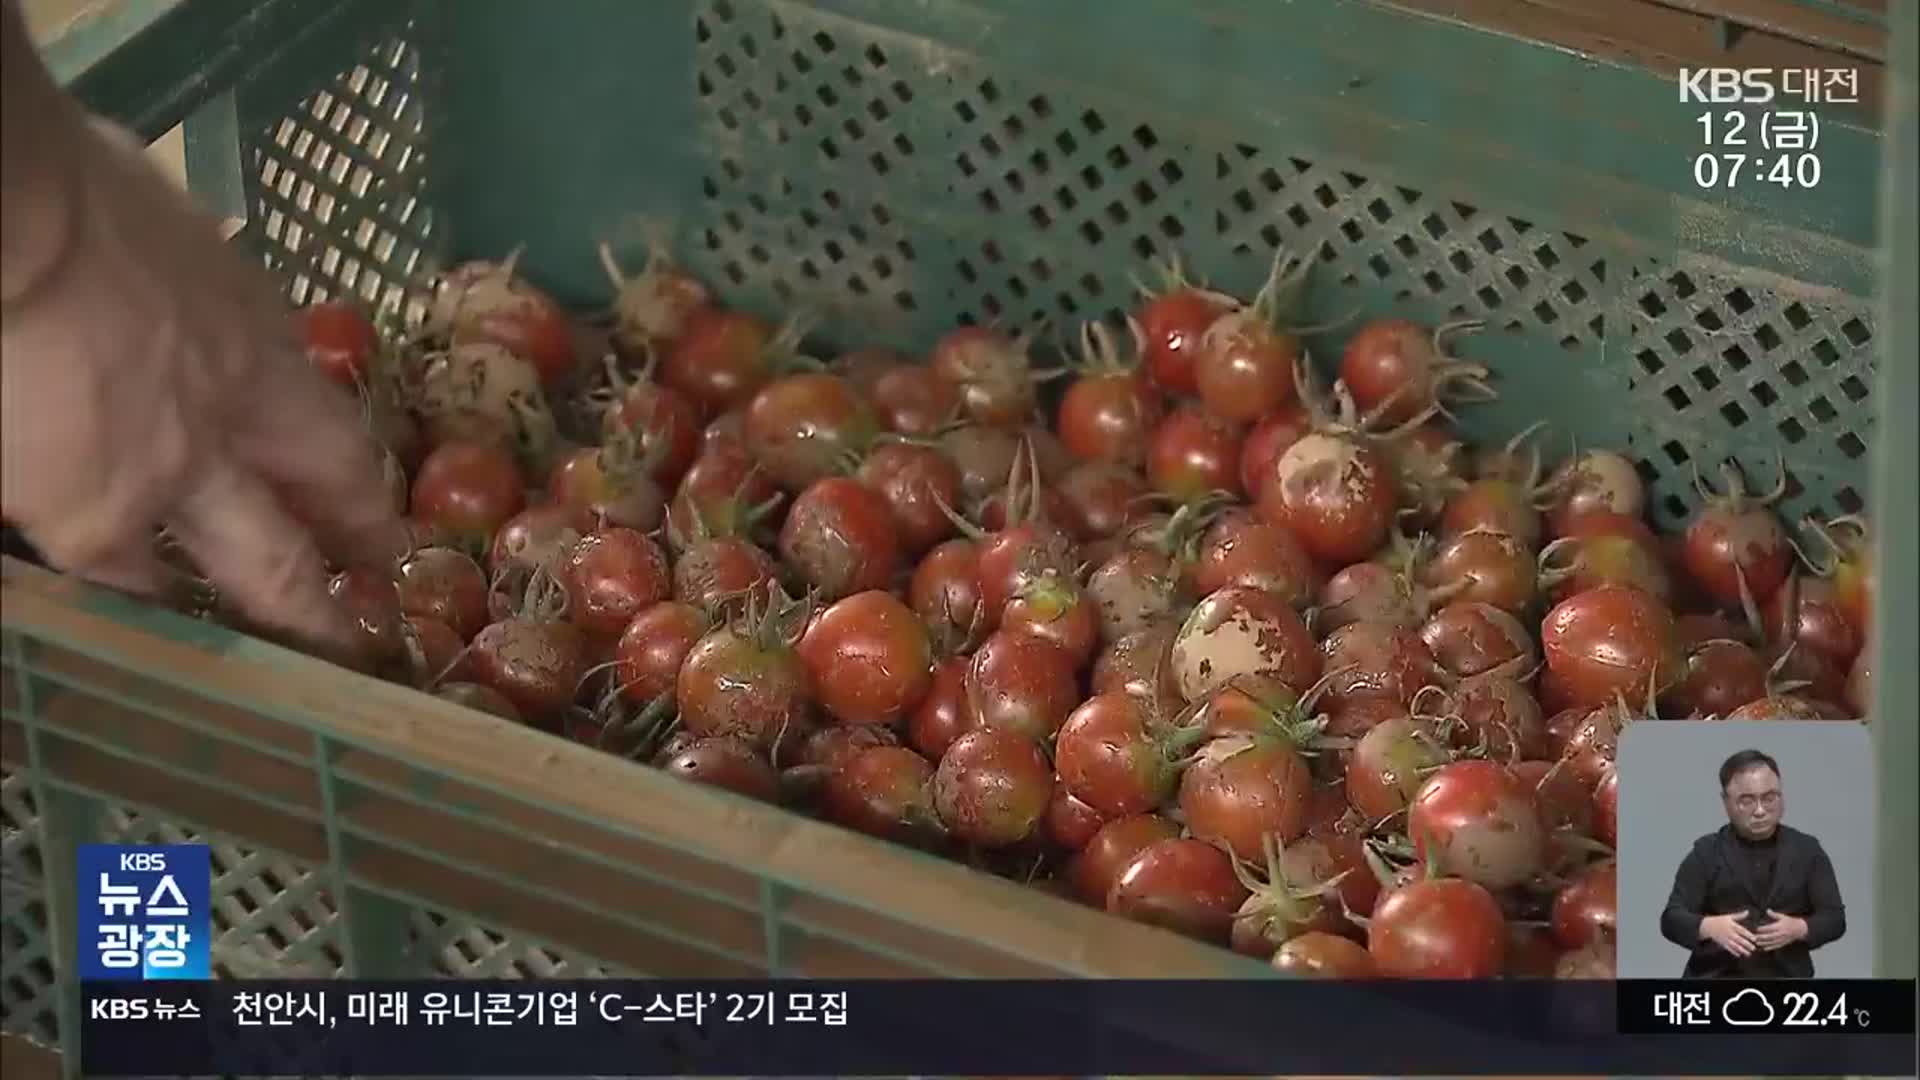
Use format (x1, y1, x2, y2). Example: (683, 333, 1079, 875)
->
(1679, 68, 1776, 104)
(89, 998, 151, 1021)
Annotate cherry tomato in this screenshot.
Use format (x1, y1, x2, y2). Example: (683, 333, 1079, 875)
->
(1148, 404, 1245, 502)
(929, 325, 1036, 429)
(411, 441, 527, 550)
(1261, 433, 1399, 565)
(430, 259, 577, 384)
(1339, 317, 1489, 426)
(907, 656, 974, 760)
(965, 630, 1080, 742)
(560, 528, 672, 640)
(1179, 735, 1315, 863)
(1408, 760, 1548, 889)
(824, 746, 939, 845)
(932, 728, 1054, 847)
(1137, 285, 1235, 397)
(779, 477, 903, 601)
(1106, 837, 1250, 945)
(1272, 931, 1378, 977)
(1550, 861, 1617, 950)
(1069, 813, 1182, 906)
(857, 442, 963, 556)
(870, 363, 961, 436)
(300, 299, 380, 389)
(615, 601, 708, 705)
(798, 591, 934, 727)
(1368, 875, 1507, 979)
(745, 372, 880, 493)
(1194, 308, 1300, 423)
(1170, 586, 1321, 703)
(1540, 584, 1682, 712)
(396, 546, 491, 641)
(663, 307, 781, 414)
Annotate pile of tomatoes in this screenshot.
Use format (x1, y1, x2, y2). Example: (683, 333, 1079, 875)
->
(276, 240, 1877, 980)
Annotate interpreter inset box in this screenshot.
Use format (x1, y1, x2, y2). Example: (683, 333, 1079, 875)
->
(1615, 720, 1875, 980)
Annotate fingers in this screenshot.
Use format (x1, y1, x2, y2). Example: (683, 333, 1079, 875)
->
(61, 538, 166, 598)
(164, 455, 360, 660)
(230, 352, 411, 572)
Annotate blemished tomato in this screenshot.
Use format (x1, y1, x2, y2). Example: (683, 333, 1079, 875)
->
(1339, 317, 1490, 426)
(779, 477, 903, 601)
(909, 538, 986, 648)
(965, 630, 1080, 742)
(1408, 760, 1548, 890)
(1106, 837, 1250, 945)
(857, 442, 964, 556)
(1421, 528, 1538, 617)
(1664, 637, 1769, 718)
(1069, 814, 1183, 906)
(489, 503, 596, 581)
(1044, 787, 1110, 852)
(1189, 511, 1318, 609)
(429, 258, 577, 384)
(662, 307, 779, 415)
(1261, 432, 1400, 565)
(1238, 403, 1314, 505)
(1272, 931, 1378, 977)
(870, 362, 961, 436)
(1681, 460, 1793, 608)
(1137, 278, 1237, 397)
(1230, 836, 1349, 957)
(798, 591, 933, 727)
(602, 378, 703, 488)
(1346, 716, 1451, 821)
(597, 240, 712, 355)
(745, 372, 880, 493)
(1147, 404, 1245, 502)
(615, 601, 709, 705)
(823, 746, 940, 845)
(400, 614, 473, 689)
(301, 299, 380, 389)
(547, 445, 665, 533)
(1056, 462, 1151, 542)
(1440, 672, 1548, 761)
(907, 656, 974, 760)
(327, 567, 408, 671)
(1194, 307, 1300, 423)
(1318, 620, 1443, 714)
(676, 613, 813, 751)
(667, 444, 783, 549)
(1547, 449, 1645, 535)
(1368, 875, 1507, 978)
(396, 546, 491, 641)
(1538, 510, 1673, 605)
(1058, 322, 1164, 466)
(410, 441, 527, 550)
(1001, 577, 1100, 668)
(1762, 571, 1862, 670)
(659, 736, 782, 803)
(1550, 861, 1617, 950)
(671, 535, 779, 613)
(560, 528, 672, 640)
(1055, 693, 1185, 817)
(929, 325, 1037, 429)
(436, 681, 522, 722)
(468, 615, 590, 725)
(1178, 734, 1315, 863)
(931, 728, 1054, 848)
(1592, 768, 1619, 848)
(1419, 601, 1536, 682)
(1171, 586, 1321, 704)
(1540, 584, 1682, 712)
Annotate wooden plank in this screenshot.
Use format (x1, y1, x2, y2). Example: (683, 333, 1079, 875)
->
(1647, 0, 1886, 59)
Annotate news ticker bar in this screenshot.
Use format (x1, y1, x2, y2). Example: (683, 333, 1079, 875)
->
(79, 978, 1916, 1076)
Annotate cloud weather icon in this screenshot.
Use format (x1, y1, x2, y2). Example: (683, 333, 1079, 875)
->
(1721, 987, 1777, 1027)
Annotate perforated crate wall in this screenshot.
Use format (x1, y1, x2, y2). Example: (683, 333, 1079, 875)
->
(410, 909, 629, 979)
(1, 768, 56, 1045)
(687, 0, 1875, 529)
(242, 28, 441, 324)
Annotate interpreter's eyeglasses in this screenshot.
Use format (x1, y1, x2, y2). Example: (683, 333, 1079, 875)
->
(1729, 792, 1781, 811)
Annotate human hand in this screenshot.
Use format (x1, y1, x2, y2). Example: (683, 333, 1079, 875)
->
(1756, 910, 1809, 951)
(1, 114, 406, 660)
(1700, 912, 1759, 957)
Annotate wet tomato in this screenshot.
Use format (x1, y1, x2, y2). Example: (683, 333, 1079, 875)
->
(779, 477, 903, 601)
(1319, 620, 1443, 714)
(662, 307, 779, 415)
(870, 363, 961, 436)
(1339, 318, 1490, 426)
(1547, 450, 1644, 536)
(1087, 546, 1185, 645)
(1002, 578, 1100, 668)
(1230, 836, 1349, 957)
(1368, 875, 1507, 978)
(1190, 511, 1318, 609)
(410, 441, 527, 550)
(396, 546, 491, 641)
(1055, 693, 1186, 817)
(547, 446, 665, 533)
(932, 729, 1054, 847)
(965, 630, 1080, 742)
(1179, 734, 1315, 863)
(671, 535, 779, 613)
(1056, 462, 1151, 542)
(1681, 460, 1793, 608)
(1069, 814, 1182, 905)
(824, 746, 940, 845)
(1261, 433, 1399, 565)
(1194, 308, 1300, 423)
(301, 299, 380, 389)
(1419, 601, 1536, 681)
(1408, 760, 1548, 890)
(1044, 787, 1110, 852)
(1665, 638, 1769, 718)
(597, 241, 712, 356)
(601, 378, 703, 488)
(1058, 323, 1164, 466)
(668, 444, 782, 548)
(1550, 861, 1617, 950)
(1421, 528, 1537, 617)
(468, 616, 589, 725)
(659, 736, 781, 803)
(1137, 276, 1236, 396)
(1434, 673, 1548, 761)
(1540, 584, 1682, 712)
(1106, 837, 1250, 945)
(428, 259, 576, 384)
(909, 538, 986, 648)
(328, 567, 408, 671)
(798, 591, 934, 727)
(857, 442, 964, 555)
(907, 656, 975, 760)
(614, 601, 709, 705)
(1148, 404, 1245, 502)
(929, 325, 1037, 429)
(560, 528, 671, 640)
(1272, 931, 1378, 977)
(1238, 403, 1314, 504)
(1346, 716, 1451, 822)
(1763, 571, 1862, 670)
(745, 372, 880, 493)
(1170, 587, 1320, 704)
(676, 610, 813, 751)
(489, 503, 595, 579)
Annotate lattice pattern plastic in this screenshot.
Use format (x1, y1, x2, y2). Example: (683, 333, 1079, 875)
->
(243, 33, 438, 323)
(688, 0, 1874, 527)
(0, 769, 56, 1045)
(412, 910, 627, 979)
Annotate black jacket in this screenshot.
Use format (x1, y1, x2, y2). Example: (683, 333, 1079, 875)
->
(1659, 823, 1846, 978)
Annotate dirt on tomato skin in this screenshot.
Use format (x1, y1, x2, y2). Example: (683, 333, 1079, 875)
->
(676, 627, 814, 751)
(1087, 547, 1184, 643)
(931, 729, 1054, 848)
(468, 617, 590, 725)
(1346, 715, 1451, 821)
(1178, 736, 1315, 863)
(659, 735, 782, 803)
(1171, 587, 1321, 704)
(1319, 620, 1444, 713)
(823, 746, 941, 844)
(1409, 760, 1549, 890)
(1420, 601, 1536, 681)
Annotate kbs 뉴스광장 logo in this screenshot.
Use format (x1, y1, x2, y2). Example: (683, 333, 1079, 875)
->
(77, 844, 211, 980)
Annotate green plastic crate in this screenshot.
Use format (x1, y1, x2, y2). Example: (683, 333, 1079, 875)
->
(3, 0, 1915, 1072)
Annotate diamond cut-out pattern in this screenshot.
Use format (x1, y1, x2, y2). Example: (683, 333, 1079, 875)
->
(691, 0, 1868, 523)
(243, 35, 437, 321)
(0, 769, 56, 1045)
(1625, 262, 1876, 526)
(411, 910, 626, 978)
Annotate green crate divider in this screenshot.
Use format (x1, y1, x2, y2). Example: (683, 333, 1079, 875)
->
(5, 0, 1913, 1067)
